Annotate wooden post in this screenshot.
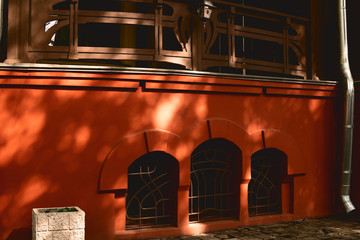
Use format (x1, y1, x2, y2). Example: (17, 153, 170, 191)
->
(69, 0, 79, 59)
(228, 6, 235, 68)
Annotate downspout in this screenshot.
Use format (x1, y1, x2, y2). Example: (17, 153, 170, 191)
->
(338, 0, 356, 213)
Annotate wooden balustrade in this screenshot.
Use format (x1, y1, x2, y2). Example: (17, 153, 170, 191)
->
(6, 0, 310, 78)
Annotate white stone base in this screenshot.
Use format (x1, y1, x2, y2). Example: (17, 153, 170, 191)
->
(32, 207, 85, 240)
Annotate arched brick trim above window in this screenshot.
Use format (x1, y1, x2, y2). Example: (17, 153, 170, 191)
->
(182, 118, 258, 158)
(98, 130, 182, 192)
(99, 119, 257, 193)
(256, 129, 306, 176)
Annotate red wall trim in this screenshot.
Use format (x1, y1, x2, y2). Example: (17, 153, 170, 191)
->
(0, 70, 337, 97)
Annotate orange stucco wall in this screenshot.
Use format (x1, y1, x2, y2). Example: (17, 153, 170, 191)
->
(0, 69, 342, 239)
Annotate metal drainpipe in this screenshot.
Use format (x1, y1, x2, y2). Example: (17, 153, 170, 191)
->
(338, 0, 356, 214)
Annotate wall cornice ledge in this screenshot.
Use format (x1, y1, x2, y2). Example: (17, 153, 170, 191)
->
(0, 63, 338, 97)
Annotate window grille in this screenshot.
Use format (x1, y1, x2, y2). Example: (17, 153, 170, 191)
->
(248, 148, 287, 216)
(189, 138, 241, 222)
(126, 151, 178, 230)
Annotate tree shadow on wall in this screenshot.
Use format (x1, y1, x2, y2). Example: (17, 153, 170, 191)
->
(0, 71, 342, 239)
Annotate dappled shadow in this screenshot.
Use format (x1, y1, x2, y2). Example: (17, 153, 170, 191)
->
(0, 70, 342, 239)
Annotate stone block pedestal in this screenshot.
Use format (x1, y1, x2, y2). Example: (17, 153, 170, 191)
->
(32, 206, 85, 240)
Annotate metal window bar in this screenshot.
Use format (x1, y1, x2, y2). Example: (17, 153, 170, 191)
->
(189, 148, 237, 223)
(126, 154, 177, 230)
(248, 153, 282, 217)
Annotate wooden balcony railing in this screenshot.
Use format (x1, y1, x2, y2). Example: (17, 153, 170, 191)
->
(6, 0, 310, 78)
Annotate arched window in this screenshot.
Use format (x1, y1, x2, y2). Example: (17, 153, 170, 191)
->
(126, 151, 179, 229)
(248, 148, 287, 216)
(189, 138, 241, 222)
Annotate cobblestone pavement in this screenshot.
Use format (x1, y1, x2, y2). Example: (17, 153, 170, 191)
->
(149, 217, 360, 240)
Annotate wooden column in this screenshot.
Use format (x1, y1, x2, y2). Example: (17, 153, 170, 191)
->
(69, 0, 78, 59)
(228, 6, 235, 68)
